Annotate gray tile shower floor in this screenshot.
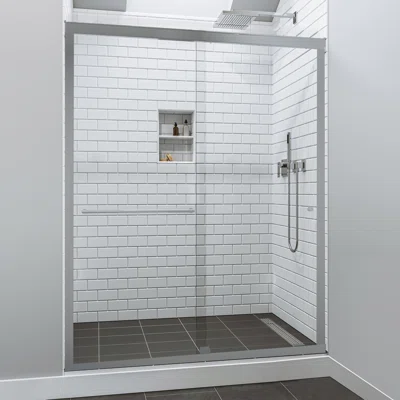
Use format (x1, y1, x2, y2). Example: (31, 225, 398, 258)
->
(57, 377, 363, 399)
(74, 313, 314, 365)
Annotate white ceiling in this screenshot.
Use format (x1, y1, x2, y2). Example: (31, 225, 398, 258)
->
(74, 0, 281, 21)
(126, 0, 234, 19)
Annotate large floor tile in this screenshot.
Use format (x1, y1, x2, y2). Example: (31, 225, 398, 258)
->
(195, 337, 245, 350)
(100, 327, 143, 336)
(179, 317, 221, 324)
(73, 356, 98, 364)
(74, 336, 98, 347)
(222, 319, 267, 330)
(100, 334, 146, 346)
(182, 322, 226, 332)
(218, 315, 260, 322)
(140, 318, 181, 326)
(74, 322, 98, 330)
(74, 346, 99, 358)
(100, 343, 149, 356)
(99, 321, 140, 329)
(99, 353, 150, 362)
(239, 335, 290, 349)
(282, 377, 363, 400)
(77, 394, 145, 400)
(146, 388, 219, 400)
(142, 324, 186, 335)
(188, 328, 235, 340)
(145, 332, 191, 343)
(147, 340, 197, 354)
(231, 326, 281, 338)
(151, 349, 200, 358)
(216, 382, 296, 400)
(74, 328, 99, 338)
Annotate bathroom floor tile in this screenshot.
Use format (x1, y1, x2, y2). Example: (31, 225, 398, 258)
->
(145, 332, 192, 343)
(100, 353, 151, 363)
(282, 377, 363, 400)
(77, 394, 145, 400)
(216, 382, 295, 400)
(73, 314, 312, 368)
(140, 318, 181, 326)
(100, 333, 146, 346)
(147, 340, 198, 354)
(52, 378, 364, 399)
(100, 343, 149, 356)
(146, 388, 219, 400)
(99, 327, 144, 336)
(100, 320, 140, 329)
(142, 324, 186, 335)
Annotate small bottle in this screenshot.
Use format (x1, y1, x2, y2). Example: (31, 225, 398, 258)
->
(183, 120, 190, 136)
(173, 122, 179, 136)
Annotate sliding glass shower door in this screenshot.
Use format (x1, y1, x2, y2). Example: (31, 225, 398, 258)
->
(67, 23, 326, 371)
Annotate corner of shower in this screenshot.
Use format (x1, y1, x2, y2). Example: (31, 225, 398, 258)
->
(64, 21, 326, 372)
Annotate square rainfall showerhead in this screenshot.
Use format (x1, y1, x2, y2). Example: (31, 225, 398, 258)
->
(214, 11, 255, 30)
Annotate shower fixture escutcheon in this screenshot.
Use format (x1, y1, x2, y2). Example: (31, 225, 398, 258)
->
(277, 133, 306, 253)
(277, 159, 306, 177)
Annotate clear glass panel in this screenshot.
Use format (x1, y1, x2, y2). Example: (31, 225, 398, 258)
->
(72, 34, 199, 366)
(194, 43, 319, 354)
(270, 46, 319, 346)
(194, 41, 274, 355)
(70, 31, 323, 370)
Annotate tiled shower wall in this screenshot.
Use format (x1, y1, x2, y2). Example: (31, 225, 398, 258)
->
(270, 0, 327, 342)
(73, 36, 272, 322)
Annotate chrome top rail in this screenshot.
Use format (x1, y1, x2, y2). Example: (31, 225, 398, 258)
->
(81, 208, 195, 215)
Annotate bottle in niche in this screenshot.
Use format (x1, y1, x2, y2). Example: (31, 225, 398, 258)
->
(173, 122, 179, 136)
(183, 119, 190, 136)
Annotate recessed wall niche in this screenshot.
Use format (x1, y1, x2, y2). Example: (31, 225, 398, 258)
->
(158, 110, 195, 163)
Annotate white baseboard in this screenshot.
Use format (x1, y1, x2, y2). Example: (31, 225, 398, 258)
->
(1, 355, 330, 400)
(0, 355, 393, 400)
(329, 358, 393, 400)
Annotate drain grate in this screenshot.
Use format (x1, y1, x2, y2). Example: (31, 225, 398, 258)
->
(260, 318, 303, 347)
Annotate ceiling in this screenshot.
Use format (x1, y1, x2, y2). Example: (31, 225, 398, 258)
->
(125, 0, 233, 18)
(73, 0, 281, 21)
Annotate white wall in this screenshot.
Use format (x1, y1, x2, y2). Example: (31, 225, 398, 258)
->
(329, 1, 400, 399)
(0, 0, 63, 379)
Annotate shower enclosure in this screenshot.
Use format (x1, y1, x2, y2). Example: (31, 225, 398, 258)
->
(65, 22, 326, 371)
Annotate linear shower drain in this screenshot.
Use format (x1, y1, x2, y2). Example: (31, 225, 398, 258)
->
(260, 318, 304, 347)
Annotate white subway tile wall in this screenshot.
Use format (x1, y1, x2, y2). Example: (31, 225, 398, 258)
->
(73, 36, 273, 322)
(270, 0, 327, 342)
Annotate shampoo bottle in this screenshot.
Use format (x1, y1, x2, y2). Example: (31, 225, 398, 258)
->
(173, 122, 179, 136)
(183, 120, 190, 136)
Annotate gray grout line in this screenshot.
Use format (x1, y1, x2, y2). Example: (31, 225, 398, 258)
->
(138, 320, 153, 359)
(214, 387, 223, 400)
(178, 318, 200, 352)
(144, 392, 148, 400)
(216, 316, 249, 351)
(280, 382, 299, 400)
